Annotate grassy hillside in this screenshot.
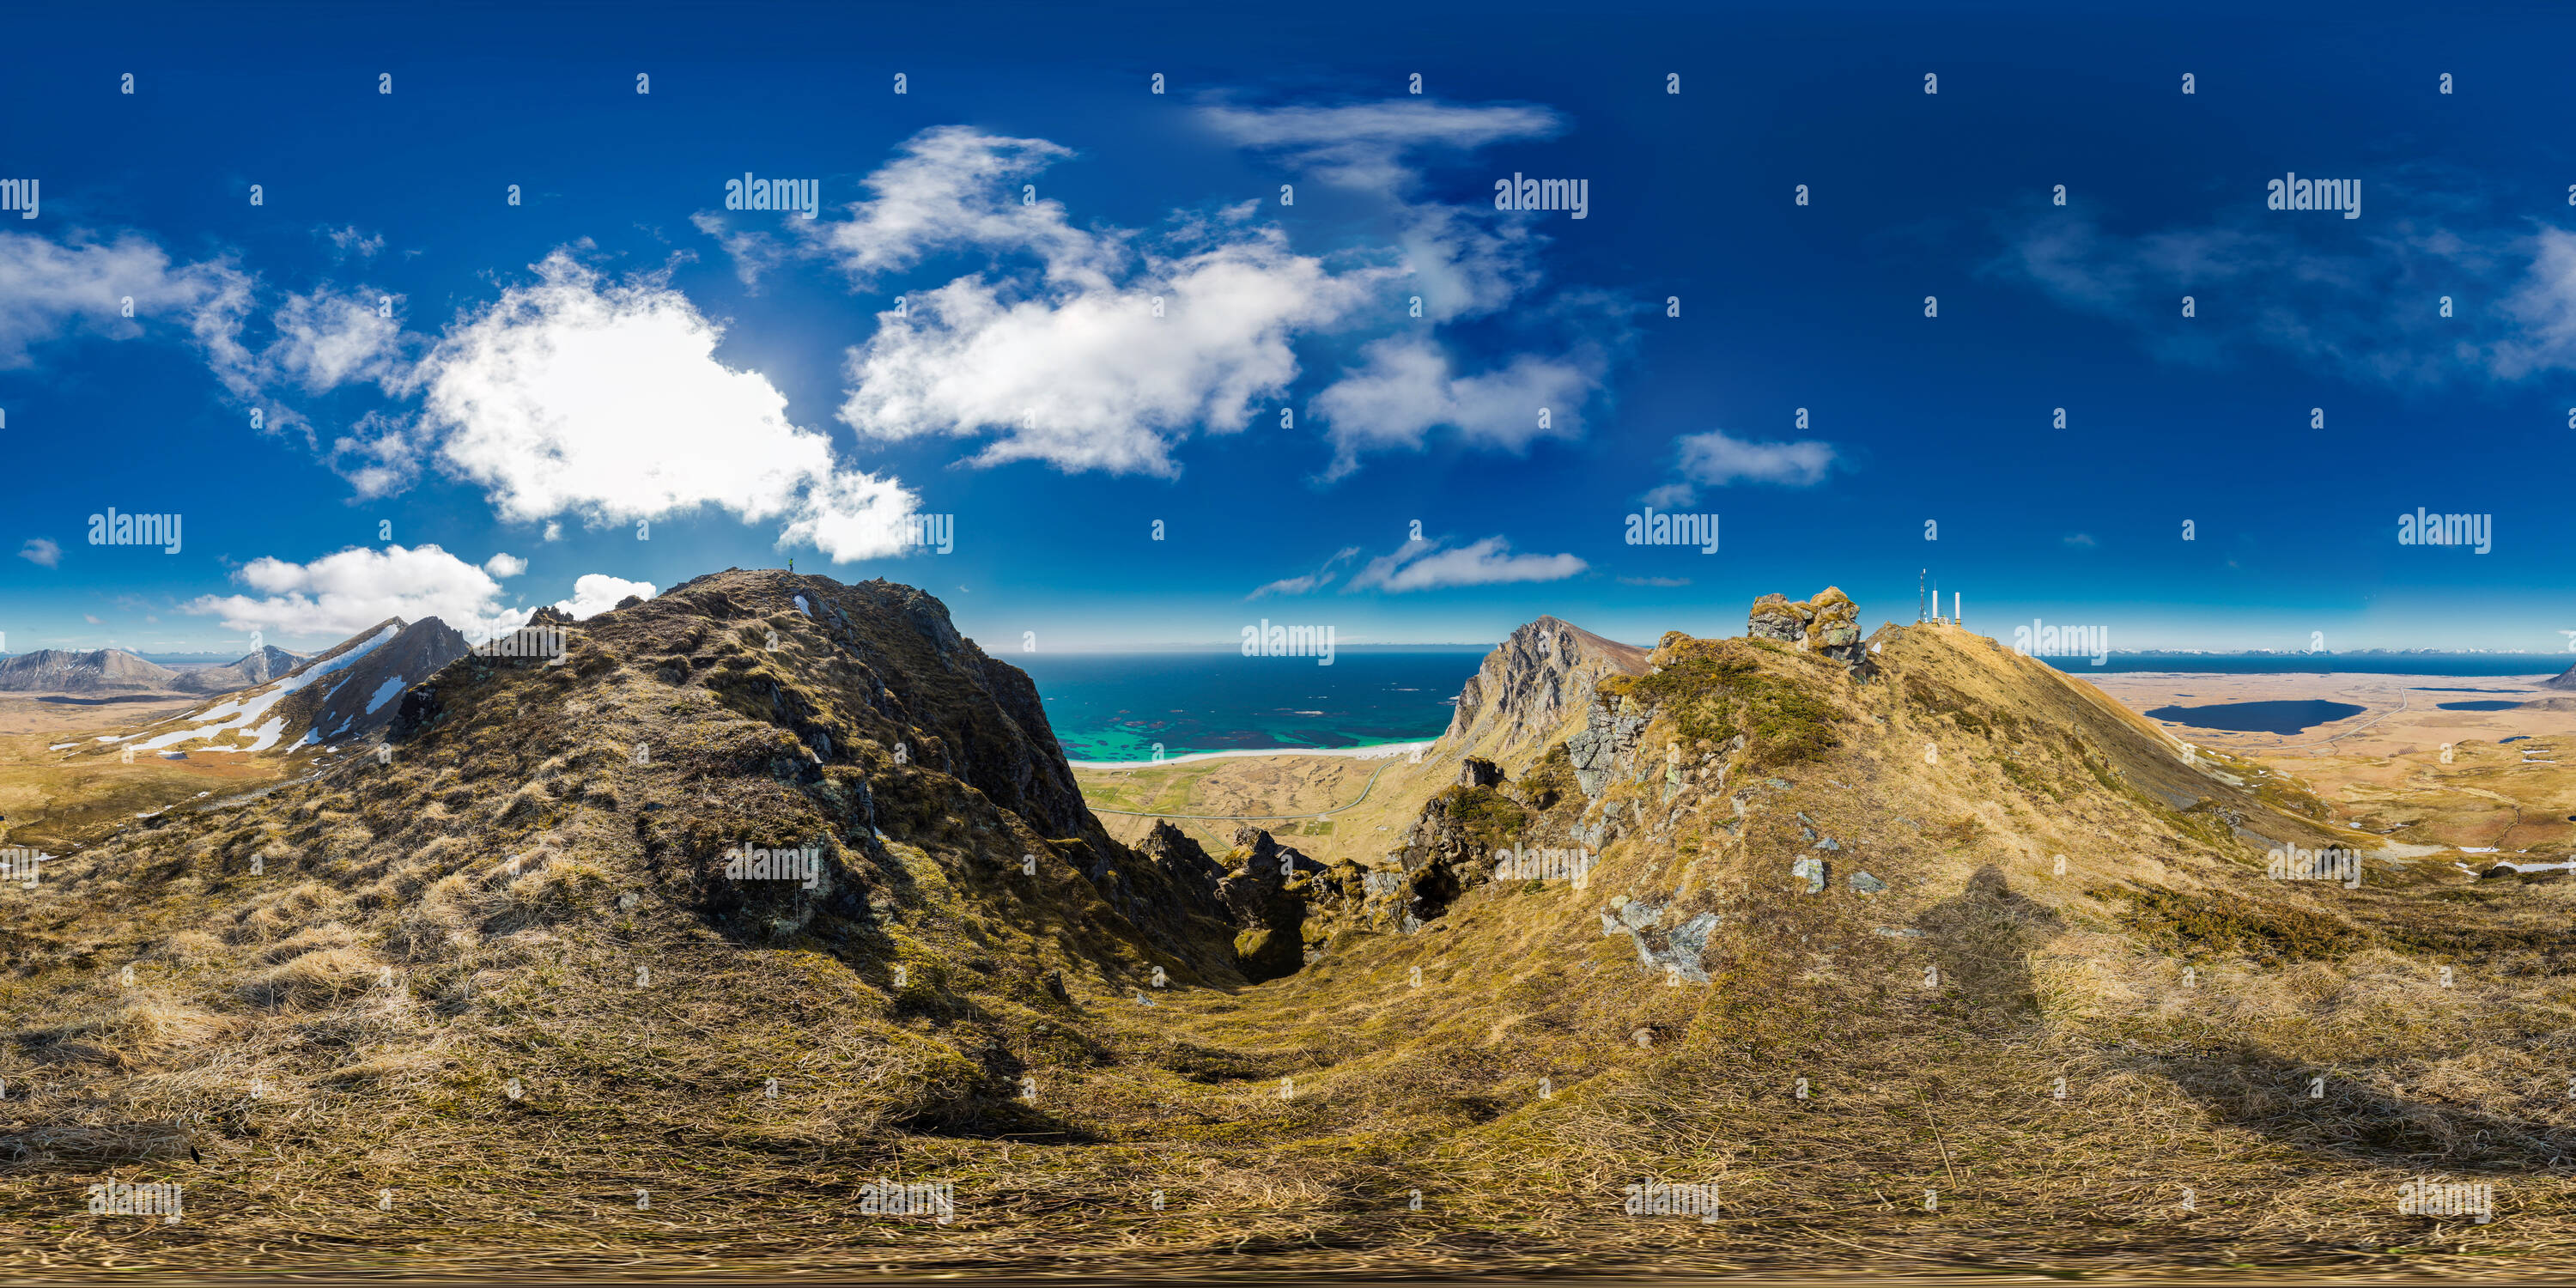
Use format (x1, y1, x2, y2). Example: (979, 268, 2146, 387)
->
(6, 592, 2573, 1278)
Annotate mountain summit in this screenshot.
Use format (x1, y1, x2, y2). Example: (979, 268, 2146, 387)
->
(171, 645, 313, 695)
(0, 647, 178, 693)
(1442, 615, 1650, 767)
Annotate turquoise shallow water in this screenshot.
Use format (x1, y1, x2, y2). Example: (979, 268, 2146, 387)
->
(1013, 651, 1485, 762)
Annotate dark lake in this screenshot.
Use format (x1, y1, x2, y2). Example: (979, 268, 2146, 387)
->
(2437, 700, 2524, 711)
(2145, 699, 2367, 734)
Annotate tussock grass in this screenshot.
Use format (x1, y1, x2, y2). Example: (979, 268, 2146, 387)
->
(6, 580, 2575, 1279)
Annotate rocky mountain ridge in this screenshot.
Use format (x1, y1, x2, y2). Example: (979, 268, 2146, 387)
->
(0, 647, 180, 692)
(171, 645, 314, 695)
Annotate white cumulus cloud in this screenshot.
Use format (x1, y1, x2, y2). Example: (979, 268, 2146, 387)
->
(409, 252, 920, 560)
(185, 544, 530, 642)
(841, 218, 1380, 476)
(19, 538, 62, 568)
(554, 574, 654, 621)
(711, 125, 1593, 479)
(483, 552, 527, 578)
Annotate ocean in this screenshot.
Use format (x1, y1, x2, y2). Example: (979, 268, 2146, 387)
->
(1015, 651, 1485, 763)
(1016, 649, 2570, 764)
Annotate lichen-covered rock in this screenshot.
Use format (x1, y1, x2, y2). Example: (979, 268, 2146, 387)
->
(1568, 699, 1649, 798)
(1747, 593, 1809, 643)
(1749, 586, 1871, 674)
(1601, 900, 1720, 983)
(1791, 856, 1827, 893)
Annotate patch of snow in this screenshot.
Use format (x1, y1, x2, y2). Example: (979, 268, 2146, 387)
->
(95, 735, 128, 743)
(132, 623, 399, 755)
(793, 595, 811, 617)
(364, 675, 406, 715)
(158, 750, 188, 760)
(2490, 860, 2576, 875)
(2460, 848, 2500, 854)
(48, 742, 76, 750)
(238, 718, 289, 752)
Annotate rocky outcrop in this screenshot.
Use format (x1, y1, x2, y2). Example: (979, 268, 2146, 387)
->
(1444, 617, 1650, 765)
(1568, 698, 1651, 799)
(1750, 587, 1868, 672)
(2545, 661, 2576, 691)
(1215, 827, 1327, 981)
(1600, 895, 1721, 984)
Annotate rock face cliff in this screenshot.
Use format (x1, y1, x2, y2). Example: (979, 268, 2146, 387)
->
(1442, 616, 1650, 768)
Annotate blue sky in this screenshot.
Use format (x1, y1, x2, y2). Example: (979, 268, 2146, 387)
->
(4, 0, 2573, 657)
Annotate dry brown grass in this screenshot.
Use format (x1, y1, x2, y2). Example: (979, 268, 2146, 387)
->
(6, 580, 2574, 1279)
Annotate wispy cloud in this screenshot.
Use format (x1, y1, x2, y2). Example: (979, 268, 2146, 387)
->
(1198, 100, 1564, 192)
(1311, 337, 1606, 480)
(318, 225, 386, 261)
(1994, 202, 2576, 385)
(17, 537, 60, 568)
(1645, 428, 1839, 506)
(0, 229, 245, 370)
(1345, 535, 1585, 593)
(1248, 546, 1363, 598)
